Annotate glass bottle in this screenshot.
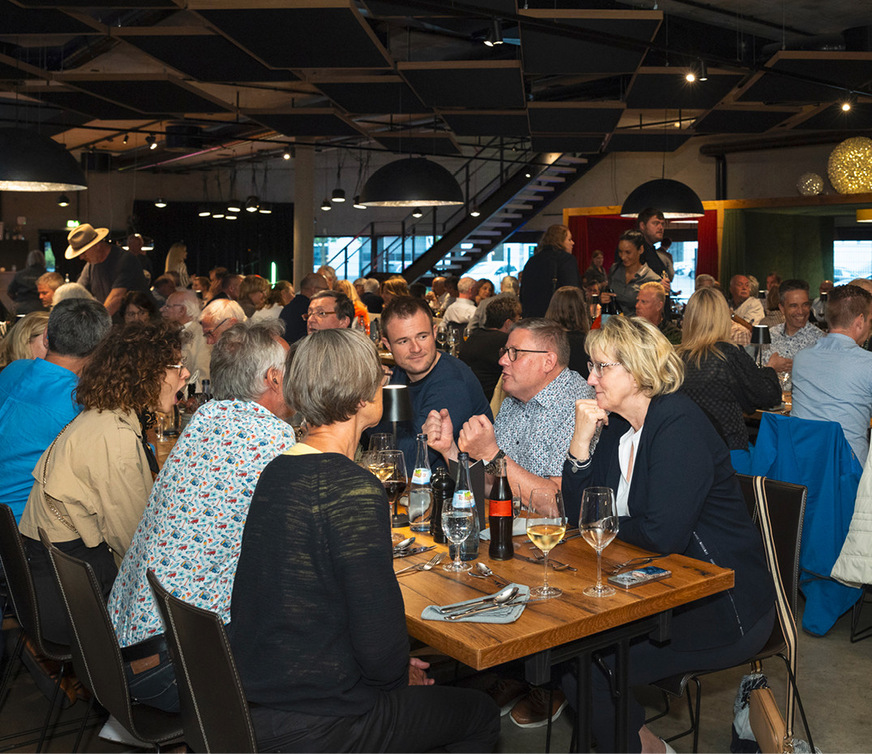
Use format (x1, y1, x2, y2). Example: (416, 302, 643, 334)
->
(430, 466, 453, 544)
(488, 457, 514, 560)
(454, 453, 480, 561)
(409, 433, 432, 532)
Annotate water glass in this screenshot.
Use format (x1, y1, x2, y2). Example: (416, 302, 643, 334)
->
(580, 486, 619, 597)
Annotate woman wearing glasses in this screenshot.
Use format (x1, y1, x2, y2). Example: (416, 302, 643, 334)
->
(19, 320, 189, 645)
(561, 316, 774, 754)
(229, 329, 499, 752)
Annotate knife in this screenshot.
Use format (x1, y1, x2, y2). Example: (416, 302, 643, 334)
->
(392, 545, 436, 559)
(513, 552, 577, 571)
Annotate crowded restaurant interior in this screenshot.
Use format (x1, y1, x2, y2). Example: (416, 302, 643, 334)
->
(2, 0, 872, 752)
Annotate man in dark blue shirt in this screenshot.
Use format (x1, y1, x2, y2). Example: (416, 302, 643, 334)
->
(279, 272, 328, 344)
(372, 296, 491, 467)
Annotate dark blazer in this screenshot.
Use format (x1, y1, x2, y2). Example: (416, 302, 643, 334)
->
(563, 391, 773, 651)
(279, 293, 310, 344)
(519, 246, 580, 318)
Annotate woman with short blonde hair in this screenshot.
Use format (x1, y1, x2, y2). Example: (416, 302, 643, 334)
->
(562, 313, 775, 752)
(239, 275, 271, 318)
(0, 310, 49, 369)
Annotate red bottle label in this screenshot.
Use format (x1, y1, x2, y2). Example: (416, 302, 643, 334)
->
(488, 498, 512, 517)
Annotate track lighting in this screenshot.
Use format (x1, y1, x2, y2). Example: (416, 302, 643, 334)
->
(146, 134, 157, 150)
(122, 133, 129, 145)
(483, 18, 504, 47)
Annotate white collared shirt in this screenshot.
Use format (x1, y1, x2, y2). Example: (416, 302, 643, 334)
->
(616, 425, 644, 517)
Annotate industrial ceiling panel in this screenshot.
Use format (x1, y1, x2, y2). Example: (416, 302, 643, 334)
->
(400, 62, 525, 109)
(197, 6, 391, 70)
(794, 102, 872, 131)
(530, 135, 603, 153)
(248, 109, 363, 137)
(1, 0, 97, 33)
(528, 103, 623, 134)
(363, 0, 516, 16)
(693, 108, 796, 133)
(31, 89, 155, 120)
(440, 111, 530, 137)
(605, 132, 691, 152)
(626, 70, 743, 110)
(124, 35, 296, 82)
(520, 10, 661, 76)
(65, 78, 230, 114)
(316, 79, 424, 114)
(12, 0, 177, 6)
(374, 132, 462, 156)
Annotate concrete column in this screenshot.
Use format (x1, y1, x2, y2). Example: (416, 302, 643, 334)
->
(293, 143, 314, 288)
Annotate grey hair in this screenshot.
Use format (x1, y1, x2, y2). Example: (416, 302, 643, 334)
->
(364, 278, 380, 293)
(285, 329, 382, 428)
(200, 297, 245, 325)
(170, 288, 201, 321)
(52, 283, 95, 304)
(510, 317, 570, 368)
(457, 276, 475, 294)
(210, 319, 287, 401)
(26, 249, 46, 268)
(47, 299, 112, 357)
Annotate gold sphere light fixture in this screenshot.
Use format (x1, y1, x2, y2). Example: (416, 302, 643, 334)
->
(828, 137, 872, 194)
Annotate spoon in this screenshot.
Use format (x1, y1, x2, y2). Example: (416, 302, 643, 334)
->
(436, 585, 519, 615)
(469, 562, 510, 586)
(443, 587, 522, 620)
(392, 536, 415, 551)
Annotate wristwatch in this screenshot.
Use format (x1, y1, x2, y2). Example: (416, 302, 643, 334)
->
(484, 448, 506, 475)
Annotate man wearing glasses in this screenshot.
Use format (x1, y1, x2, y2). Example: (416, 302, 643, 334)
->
(279, 272, 329, 343)
(304, 290, 354, 334)
(162, 289, 211, 391)
(199, 298, 245, 346)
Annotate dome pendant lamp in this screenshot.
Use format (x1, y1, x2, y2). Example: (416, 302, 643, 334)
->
(360, 157, 464, 207)
(619, 178, 704, 219)
(0, 128, 88, 192)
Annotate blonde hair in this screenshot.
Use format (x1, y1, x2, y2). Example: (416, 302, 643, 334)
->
(382, 276, 410, 298)
(336, 278, 362, 304)
(165, 242, 187, 273)
(678, 288, 733, 368)
(285, 329, 383, 428)
(585, 315, 683, 398)
(639, 281, 666, 304)
(239, 275, 271, 310)
(536, 225, 570, 251)
(0, 310, 50, 368)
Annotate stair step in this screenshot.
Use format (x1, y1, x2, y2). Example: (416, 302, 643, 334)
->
(500, 212, 523, 218)
(468, 230, 502, 236)
(505, 203, 534, 210)
(537, 175, 566, 183)
(515, 194, 546, 202)
(558, 155, 588, 164)
(548, 167, 578, 174)
(483, 221, 512, 228)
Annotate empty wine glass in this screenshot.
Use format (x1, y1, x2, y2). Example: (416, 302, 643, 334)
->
(435, 321, 448, 350)
(580, 486, 619, 597)
(442, 483, 474, 573)
(522, 489, 567, 599)
(368, 433, 393, 452)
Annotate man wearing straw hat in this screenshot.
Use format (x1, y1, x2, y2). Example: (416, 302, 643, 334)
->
(66, 223, 151, 317)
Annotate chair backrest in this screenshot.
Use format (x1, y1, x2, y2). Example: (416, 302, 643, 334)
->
(37, 527, 143, 739)
(0, 504, 68, 662)
(146, 570, 257, 753)
(737, 474, 807, 738)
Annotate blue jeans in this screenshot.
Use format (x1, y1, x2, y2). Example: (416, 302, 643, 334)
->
(124, 649, 179, 713)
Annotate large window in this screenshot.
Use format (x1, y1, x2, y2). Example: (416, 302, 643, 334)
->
(465, 242, 538, 286)
(833, 240, 872, 284)
(669, 241, 697, 303)
(314, 235, 438, 280)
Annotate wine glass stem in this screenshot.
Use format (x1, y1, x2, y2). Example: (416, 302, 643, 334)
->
(454, 541, 463, 569)
(542, 551, 549, 591)
(595, 548, 603, 590)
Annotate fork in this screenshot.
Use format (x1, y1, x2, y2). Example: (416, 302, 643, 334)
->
(607, 555, 660, 574)
(396, 552, 445, 576)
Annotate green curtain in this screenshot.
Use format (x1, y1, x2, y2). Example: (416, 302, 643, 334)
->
(719, 208, 745, 285)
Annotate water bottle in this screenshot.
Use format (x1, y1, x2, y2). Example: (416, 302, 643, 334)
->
(454, 453, 480, 562)
(430, 466, 453, 544)
(409, 433, 432, 532)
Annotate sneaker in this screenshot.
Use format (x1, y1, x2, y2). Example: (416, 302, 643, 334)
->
(510, 687, 568, 728)
(486, 677, 530, 716)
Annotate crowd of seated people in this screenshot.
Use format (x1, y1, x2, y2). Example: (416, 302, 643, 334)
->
(0, 215, 847, 753)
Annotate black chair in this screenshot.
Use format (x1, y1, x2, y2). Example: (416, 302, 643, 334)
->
(38, 528, 184, 749)
(649, 474, 814, 752)
(146, 569, 257, 752)
(0, 504, 78, 752)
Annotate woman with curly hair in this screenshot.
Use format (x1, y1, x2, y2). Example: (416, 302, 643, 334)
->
(19, 320, 189, 644)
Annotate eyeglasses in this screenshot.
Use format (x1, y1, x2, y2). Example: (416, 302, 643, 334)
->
(587, 361, 622, 378)
(201, 318, 228, 338)
(302, 310, 337, 321)
(499, 346, 548, 362)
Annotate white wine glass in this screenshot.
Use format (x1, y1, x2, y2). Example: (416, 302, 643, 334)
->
(442, 485, 474, 573)
(580, 486, 619, 597)
(523, 489, 567, 599)
(368, 433, 393, 452)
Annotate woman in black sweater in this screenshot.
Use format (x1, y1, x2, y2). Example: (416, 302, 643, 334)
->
(229, 329, 499, 753)
(678, 287, 781, 472)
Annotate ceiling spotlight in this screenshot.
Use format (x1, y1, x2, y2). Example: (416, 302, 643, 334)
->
(198, 205, 211, 217)
(245, 195, 260, 213)
(122, 133, 129, 145)
(227, 198, 242, 213)
(212, 211, 225, 219)
(841, 100, 853, 112)
(698, 60, 708, 82)
(484, 18, 504, 47)
(353, 195, 367, 209)
(282, 148, 292, 160)
(524, 172, 532, 179)
(57, 193, 70, 207)
(321, 198, 332, 211)
(412, 207, 423, 218)
(685, 70, 696, 83)
(154, 197, 167, 208)
(146, 134, 157, 150)
(331, 188, 346, 203)
(258, 202, 273, 214)
(470, 206, 481, 218)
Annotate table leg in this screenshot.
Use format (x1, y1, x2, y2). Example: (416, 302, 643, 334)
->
(577, 650, 592, 753)
(615, 638, 629, 752)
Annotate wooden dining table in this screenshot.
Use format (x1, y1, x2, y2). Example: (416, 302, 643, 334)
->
(393, 527, 734, 752)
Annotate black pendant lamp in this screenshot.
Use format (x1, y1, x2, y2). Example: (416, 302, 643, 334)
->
(0, 128, 88, 192)
(619, 178, 704, 219)
(360, 157, 464, 207)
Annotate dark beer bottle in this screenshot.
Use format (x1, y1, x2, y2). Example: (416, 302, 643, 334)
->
(488, 457, 514, 560)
